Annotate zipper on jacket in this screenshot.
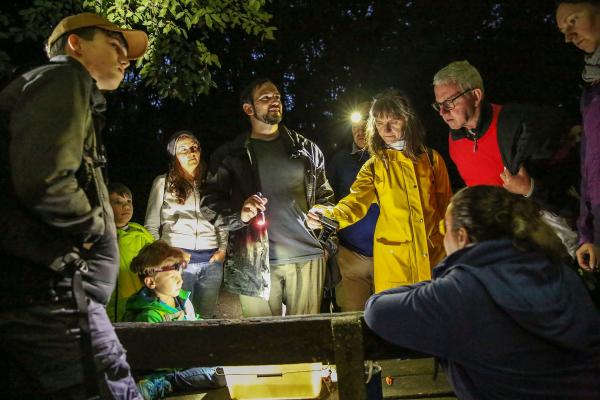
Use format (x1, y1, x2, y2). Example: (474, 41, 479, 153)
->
(193, 184, 200, 250)
(467, 129, 478, 152)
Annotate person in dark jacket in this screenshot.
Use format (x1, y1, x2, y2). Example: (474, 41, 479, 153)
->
(556, 1, 600, 273)
(432, 60, 579, 257)
(365, 186, 600, 400)
(201, 78, 335, 317)
(326, 101, 379, 311)
(0, 13, 147, 399)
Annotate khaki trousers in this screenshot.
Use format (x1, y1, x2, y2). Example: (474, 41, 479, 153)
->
(335, 245, 374, 311)
(239, 257, 325, 317)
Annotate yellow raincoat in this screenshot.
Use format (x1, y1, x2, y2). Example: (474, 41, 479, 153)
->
(323, 148, 452, 293)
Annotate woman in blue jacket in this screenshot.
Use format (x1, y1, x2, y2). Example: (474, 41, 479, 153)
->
(365, 185, 600, 400)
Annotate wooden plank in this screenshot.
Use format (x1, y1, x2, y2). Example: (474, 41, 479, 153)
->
(331, 314, 366, 399)
(115, 315, 334, 369)
(114, 312, 426, 370)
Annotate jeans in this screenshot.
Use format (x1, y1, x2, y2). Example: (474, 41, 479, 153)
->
(0, 298, 141, 399)
(168, 367, 226, 391)
(182, 260, 223, 319)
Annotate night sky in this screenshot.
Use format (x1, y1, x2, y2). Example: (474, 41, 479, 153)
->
(1, 1, 585, 221)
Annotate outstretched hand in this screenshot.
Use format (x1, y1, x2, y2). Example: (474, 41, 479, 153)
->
(307, 205, 332, 230)
(500, 165, 532, 196)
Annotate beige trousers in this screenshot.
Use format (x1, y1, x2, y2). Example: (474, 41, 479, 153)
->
(239, 257, 326, 317)
(335, 245, 374, 311)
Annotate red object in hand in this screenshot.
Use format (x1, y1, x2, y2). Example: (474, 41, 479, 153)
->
(256, 211, 265, 226)
(385, 376, 394, 386)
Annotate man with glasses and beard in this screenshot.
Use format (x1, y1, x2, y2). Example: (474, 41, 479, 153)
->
(201, 78, 335, 317)
(432, 60, 579, 257)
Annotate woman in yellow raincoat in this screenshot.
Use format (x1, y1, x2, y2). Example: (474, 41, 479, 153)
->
(309, 90, 452, 293)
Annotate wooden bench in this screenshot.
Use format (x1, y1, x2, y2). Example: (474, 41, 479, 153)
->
(114, 312, 429, 399)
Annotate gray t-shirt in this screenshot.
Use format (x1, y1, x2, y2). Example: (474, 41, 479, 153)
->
(251, 135, 322, 265)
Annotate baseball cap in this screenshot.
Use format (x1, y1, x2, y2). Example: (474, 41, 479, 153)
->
(47, 12, 148, 59)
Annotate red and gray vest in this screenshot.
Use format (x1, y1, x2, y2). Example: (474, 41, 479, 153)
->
(449, 104, 504, 187)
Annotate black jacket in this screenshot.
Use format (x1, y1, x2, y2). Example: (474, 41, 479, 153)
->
(0, 56, 118, 305)
(201, 126, 335, 298)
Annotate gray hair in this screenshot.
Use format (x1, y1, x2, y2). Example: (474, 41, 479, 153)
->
(433, 60, 484, 93)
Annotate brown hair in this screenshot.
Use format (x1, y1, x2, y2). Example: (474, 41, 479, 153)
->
(449, 186, 570, 262)
(166, 131, 204, 205)
(107, 181, 132, 198)
(130, 240, 188, 281)
(366, 90, 426, 162)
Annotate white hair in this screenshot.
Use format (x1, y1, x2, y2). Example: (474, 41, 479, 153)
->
(433, 60, 484, 93)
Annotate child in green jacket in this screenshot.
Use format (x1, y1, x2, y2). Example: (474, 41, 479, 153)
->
(125, 240, 225, 399)
(107, 182, 155, 322)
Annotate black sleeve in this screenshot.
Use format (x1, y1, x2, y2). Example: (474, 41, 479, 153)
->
(200, 148, 247, 231)
(364, 273, 475, 359)
(499, 104, 578, 216)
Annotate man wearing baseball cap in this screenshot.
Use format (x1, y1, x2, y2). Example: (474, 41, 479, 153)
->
(0, 12, 147, 399)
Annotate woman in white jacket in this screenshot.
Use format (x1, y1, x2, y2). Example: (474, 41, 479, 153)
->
(145, 131, 227, 318)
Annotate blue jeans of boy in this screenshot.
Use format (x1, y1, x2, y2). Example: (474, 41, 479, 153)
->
(168, 366, 226, 390)
(182, 257, 223, 319)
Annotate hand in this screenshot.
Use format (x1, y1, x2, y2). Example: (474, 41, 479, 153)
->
(241, 194, 267, 223)
(307, 206, 328, 230)
(576, 242, 599, 272)
(209, 249, 226, 264)
(500, 165, 532, 196)
(82, 242, 94, 251)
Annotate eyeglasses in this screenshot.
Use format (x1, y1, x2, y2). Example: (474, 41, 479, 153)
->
(431, 88, 472, 112)
(176, 145, 200, 156)
(146, 261, 187, 276)
(439, 219, 446, 235)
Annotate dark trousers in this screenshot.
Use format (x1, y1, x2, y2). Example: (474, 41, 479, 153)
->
(0, 298, 141, 399)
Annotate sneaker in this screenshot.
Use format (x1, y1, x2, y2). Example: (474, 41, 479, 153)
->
(137, 377, 173, 400)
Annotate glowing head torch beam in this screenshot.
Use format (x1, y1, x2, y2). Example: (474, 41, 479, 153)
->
(350, 111, 363, 124)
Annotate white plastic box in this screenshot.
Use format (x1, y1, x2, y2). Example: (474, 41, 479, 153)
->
(222, 363, 323, 400)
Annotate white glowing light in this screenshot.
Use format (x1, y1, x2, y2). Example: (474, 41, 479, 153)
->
(350, 111, 362, 123)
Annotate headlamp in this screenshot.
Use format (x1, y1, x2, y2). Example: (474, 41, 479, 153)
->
(350, 111, 363, 124)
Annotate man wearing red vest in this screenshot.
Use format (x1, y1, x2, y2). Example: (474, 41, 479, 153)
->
(432, 60, 579, 256)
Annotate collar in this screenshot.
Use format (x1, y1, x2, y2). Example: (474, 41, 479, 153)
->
(49, 55, 106, 114)
(386, 140, 406, 151)
(449, 100, 492, 141)
(351, 145, 370, 162)
(350, 142, 362, 154)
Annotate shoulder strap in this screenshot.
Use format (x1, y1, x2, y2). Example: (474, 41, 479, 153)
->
(425, 147, 436, 185)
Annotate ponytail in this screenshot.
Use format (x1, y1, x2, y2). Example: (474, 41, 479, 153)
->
(450, 186, 569, 261)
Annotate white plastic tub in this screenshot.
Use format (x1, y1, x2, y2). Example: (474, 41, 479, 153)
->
(222, 363, 323, 399)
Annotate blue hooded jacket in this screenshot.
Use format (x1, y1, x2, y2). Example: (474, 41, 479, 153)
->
(365, 240, 600, 400)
